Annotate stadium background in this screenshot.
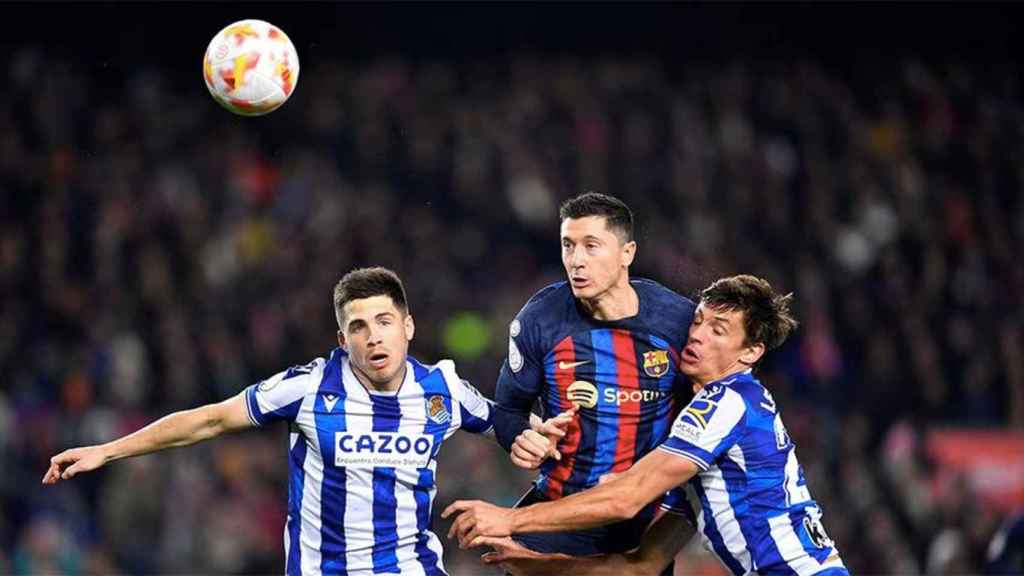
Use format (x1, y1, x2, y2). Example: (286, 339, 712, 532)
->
(2, 2, 1023, 574)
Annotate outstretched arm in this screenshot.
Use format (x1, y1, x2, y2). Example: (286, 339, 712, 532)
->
(42, 391, 253, 484)
(444, 448, 698, 545)
(478, 510, 694, 576)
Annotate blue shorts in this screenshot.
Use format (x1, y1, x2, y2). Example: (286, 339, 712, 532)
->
(510, 487, 674, 575)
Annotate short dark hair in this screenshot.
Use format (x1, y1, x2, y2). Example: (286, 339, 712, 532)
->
(333, 267, 409, 327)
(559, 192, 634, 242)
(699, 275, 798, 350)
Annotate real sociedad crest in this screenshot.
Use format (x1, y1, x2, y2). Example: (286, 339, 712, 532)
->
(643, 350, 670, 378)
(425, 395, 451, 424)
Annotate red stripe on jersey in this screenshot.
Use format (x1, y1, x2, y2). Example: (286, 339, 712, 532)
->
(611, 329, 641, 472)
(544, 336, 580, 500)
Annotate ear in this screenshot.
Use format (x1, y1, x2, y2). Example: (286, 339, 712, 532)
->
(621, 240, 637, 268)
(739, 342, 765, 366)
(404, 314, 415, 342)
(337, 329, 348, 351)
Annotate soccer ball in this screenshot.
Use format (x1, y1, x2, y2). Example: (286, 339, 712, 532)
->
(203, 19, 299, 116)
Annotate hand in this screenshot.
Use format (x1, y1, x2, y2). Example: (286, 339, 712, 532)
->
(442, 500, 515, 549)
(513, 407, 577, 469)
(478, 536, 574, 576)
(511, 430, 557, 469)
(42, 445, 110, 484)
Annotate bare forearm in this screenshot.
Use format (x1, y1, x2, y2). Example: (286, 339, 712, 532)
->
(103, 407, 224, 462)
(511, 481, 640, 533)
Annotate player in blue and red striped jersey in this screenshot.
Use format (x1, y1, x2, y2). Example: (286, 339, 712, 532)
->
(491, 192, 696, 560)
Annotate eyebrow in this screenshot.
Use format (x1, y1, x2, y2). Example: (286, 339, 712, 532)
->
(562, 234, 604, 243)
(710, 316, 732, 328)
(346, 311, 396, 330)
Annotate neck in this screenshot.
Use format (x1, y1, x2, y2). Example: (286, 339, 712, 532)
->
(579, 279, 638, 321)
(353, 364, 406, 393)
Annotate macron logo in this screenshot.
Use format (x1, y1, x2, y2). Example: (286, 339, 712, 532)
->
(323, 394, 339, 412)
(558, 360, 590, 370)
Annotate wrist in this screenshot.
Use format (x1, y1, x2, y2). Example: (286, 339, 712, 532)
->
(509, 506, 528, 534)
(99, 441, 120, 463)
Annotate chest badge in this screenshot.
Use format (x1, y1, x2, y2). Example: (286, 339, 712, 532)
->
(426, 395, 451, 424)
(643, 350, 670, 378)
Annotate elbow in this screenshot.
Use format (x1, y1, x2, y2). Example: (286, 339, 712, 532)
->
(624, 554, 665, 576)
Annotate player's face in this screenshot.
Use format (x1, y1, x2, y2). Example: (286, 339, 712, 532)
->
(681, 303, 764, 387)
(560, 216, 636, 301)
(337, 295, 415, 390)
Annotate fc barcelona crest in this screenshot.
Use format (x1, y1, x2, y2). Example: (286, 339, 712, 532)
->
(426, 395, 451, 424)
(643, 350, 670, 378)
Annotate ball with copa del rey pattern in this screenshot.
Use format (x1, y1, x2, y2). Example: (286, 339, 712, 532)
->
(203, 19, 299, 116)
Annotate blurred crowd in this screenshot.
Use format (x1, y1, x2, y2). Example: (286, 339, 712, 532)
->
(1, 44, 1022, 575)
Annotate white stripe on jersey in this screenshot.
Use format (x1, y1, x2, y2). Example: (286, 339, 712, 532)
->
(783, 448, 810, 506)
(340, 377, 376, 572)
(296, 394, 324, 576)
(393, 378, 431, 574)
(701, 465, 754, 573)
(726, 443, 747, 473)
(767, 513, 845, 575)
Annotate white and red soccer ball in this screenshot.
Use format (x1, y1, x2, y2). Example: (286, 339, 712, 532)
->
(203, 19, 299, 116)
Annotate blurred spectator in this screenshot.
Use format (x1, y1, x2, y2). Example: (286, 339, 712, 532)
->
(3, 29, 1023, 576)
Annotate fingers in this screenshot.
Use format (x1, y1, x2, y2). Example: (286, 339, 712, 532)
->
(481, 551, 503, 565)
(41, 462, 61, 485)
(42, 450, 76, 485)
(62, 462, 83, 480)
(511, 430, 555, 469)
(474, 535, 516, 555)
(557, 405, 579, 419)
(441, 500, 474, 519)
(518, 430, 552, 457)
(510, 450, 541, 470)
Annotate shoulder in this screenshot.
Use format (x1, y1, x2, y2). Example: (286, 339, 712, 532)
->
(515, 281, 572, 322)
(719, 373, 768, 408)
(634, 278, 696, 315)
(256, 352, 330, 395)
(409, 356, 462, 388)
(285, 352, 331, 379)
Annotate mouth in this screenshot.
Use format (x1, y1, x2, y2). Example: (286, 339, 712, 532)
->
(682, 346, 700, 365)
(570, 276, 590, 289)
(368, 352, 389, 370)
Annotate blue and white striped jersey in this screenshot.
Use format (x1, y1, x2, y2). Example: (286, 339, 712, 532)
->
(658, 370, 846, 576)
(244, 347, 493, 576)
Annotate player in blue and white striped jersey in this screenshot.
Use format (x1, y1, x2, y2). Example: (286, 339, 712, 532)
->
(44, 267, 570, 576)
(447, 275, 847, 576)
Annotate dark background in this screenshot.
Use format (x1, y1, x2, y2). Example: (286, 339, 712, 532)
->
(2, 3, 1023, 575)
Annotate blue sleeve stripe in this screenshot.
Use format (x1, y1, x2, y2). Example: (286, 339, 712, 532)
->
(459, 404, 493, 434)
(657, 444, 710, 471)
(245, 385, 265, 427)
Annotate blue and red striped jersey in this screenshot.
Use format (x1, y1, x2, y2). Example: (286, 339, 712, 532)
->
(495, 279, 695, 502)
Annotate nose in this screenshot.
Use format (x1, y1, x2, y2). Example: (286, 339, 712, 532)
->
(568, 245, 586, 269)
